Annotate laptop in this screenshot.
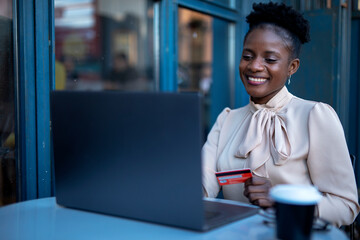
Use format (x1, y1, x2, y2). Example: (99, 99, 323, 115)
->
(51, 91, 258, 231)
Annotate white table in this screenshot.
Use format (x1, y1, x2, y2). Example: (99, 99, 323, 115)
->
(0, 197, 348, 240)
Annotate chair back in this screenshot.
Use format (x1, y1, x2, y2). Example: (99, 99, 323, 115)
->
(349, 154, 357, 240)
(351, 154, 356, 169)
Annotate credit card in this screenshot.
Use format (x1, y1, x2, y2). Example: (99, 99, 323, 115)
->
(215, 168, 252, 186)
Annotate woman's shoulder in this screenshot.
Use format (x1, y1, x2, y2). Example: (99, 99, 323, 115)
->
(218, 104, 250, 116)
(290, 96, 330, 110)
(290, 96, 339, 120)
(224, 104, 251, 118)
(291, 95, 317, 108)
(214, 105, 251, 127)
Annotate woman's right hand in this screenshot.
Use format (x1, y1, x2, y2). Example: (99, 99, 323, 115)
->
(243, 175, 273, 208)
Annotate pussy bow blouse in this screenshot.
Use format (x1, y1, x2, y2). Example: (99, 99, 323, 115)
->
(202, 87, 359, 226)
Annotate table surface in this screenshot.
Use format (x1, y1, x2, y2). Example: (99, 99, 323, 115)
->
(0, 197, 348, 240)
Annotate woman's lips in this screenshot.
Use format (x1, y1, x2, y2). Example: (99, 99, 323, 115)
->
(247, 76, 268, 85)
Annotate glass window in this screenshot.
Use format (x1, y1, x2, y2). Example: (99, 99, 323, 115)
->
(0, 0, 16, 206)
(178, 8, 233, 136)
(54, 0, 156, 91)
(178, 10, 213, 94)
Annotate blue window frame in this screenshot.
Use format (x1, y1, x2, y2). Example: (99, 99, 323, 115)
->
(16, 0, 38, 200)
(15, 0, 53, 200)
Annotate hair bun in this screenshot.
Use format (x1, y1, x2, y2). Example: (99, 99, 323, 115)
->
(246, 2, 310, 44)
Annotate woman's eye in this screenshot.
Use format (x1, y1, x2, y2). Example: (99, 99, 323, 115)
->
(242, 55, 252, 60)
(265, 58, 277, 63)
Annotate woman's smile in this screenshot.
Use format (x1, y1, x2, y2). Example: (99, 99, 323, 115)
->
(247, 76, 269, 85)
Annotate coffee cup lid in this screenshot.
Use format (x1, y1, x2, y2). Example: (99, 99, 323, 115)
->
(270, 184, 322, 205)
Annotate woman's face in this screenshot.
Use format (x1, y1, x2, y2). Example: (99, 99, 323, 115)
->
(239, 27, 299, 104)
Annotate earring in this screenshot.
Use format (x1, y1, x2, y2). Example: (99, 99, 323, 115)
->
(288, 75, 292, 85)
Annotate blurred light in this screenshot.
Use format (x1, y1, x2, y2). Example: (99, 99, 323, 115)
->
(55, 1, 94, 28)
(55, 0, 92, 7)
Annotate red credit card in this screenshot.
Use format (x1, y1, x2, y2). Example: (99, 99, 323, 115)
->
(215, 168, 252, 186)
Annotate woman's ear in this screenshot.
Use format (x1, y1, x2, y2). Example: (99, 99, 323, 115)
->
(288, 58, 300, 76)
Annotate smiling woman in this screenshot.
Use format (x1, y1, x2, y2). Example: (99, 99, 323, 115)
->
(201, 2, 360, 227)
(239, 28, 299, 104)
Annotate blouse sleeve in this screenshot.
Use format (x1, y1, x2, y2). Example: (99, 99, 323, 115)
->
(202, 108, 230, 198)
(307, 103, 360, 226)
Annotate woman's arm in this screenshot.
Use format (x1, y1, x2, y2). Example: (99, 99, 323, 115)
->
(202, 108, 231, 198)
(307, 103, 360, 226)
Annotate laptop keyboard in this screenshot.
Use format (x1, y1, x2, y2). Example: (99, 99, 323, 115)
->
(205, 208, 222, 220)
(203, 200, 259, 230)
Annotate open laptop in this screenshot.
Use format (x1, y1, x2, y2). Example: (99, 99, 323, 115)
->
(51, 91, 258, 231)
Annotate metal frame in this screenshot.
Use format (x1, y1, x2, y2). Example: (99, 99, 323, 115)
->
(15, 0, 53, 200)
(350, 11, 360, 183)
(160, 0, 177, 91)
(336, 0, 352, 139)
(34, 0, 52, 198)
(49, 0, 56, 196)
(16, 0, 38, 200)
(13, 0, 21, 201)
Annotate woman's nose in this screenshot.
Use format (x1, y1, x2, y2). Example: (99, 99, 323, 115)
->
(248, 58, 264, 72)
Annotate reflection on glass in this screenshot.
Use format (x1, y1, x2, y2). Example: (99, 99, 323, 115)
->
(178, 9, 213, 136)
(54, 0, 155, 91)
(0, 0, 16, 206)
(178, 9, 212, 94)
(178, 8, 232, 138)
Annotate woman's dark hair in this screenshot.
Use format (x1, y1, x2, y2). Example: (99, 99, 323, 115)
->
(245, 2, 310, 59)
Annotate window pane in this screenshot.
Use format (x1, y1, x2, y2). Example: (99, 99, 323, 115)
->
(178, 8, 232, 137)
(0, 0, 16, 206)
(178, 9, 212, 136)
(54, 0, 156, 91)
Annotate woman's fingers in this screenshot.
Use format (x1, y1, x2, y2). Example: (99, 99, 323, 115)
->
(243, 174, 273, 208)
(246, 175, 271, 185)
(252, 198, 274, 208)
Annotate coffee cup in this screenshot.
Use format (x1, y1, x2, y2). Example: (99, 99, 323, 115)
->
(270, 184, 322, 240)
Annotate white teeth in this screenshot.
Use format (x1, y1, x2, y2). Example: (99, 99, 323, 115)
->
(248, 77, 267, 82)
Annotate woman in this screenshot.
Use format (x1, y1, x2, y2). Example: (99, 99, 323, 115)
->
(202, 2, 359, 227)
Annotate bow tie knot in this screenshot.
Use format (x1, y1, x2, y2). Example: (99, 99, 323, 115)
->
(236, 108, 291, 177)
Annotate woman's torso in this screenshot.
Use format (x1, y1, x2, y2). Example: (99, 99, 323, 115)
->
(215, 92, 317, 202)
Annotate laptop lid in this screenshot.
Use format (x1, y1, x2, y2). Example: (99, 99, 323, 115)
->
(51, 91, 206, 230)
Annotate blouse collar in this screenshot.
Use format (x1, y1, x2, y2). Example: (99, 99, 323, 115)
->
(249, 86, 293, 113)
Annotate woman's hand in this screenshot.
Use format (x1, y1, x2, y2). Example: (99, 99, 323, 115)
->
(244, 175, 273, 208)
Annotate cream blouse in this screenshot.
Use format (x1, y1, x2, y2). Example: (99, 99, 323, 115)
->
(202, 87, 360, 226)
